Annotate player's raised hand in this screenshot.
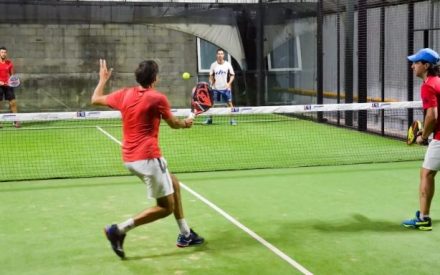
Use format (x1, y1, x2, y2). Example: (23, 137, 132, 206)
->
(99, 59, 113, 83)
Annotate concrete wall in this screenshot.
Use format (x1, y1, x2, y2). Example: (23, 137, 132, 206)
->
(1, 23, 197, 112)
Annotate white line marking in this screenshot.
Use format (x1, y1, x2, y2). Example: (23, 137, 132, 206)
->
(96, 126, 313, 274)
(180, 183, 313, 275)
(96, 126, 122, 145)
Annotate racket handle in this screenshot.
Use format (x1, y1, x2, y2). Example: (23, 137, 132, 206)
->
(187, 112, 196, 119)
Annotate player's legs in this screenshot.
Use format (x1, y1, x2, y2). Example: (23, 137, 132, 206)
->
(124, 158, 175, 228)
(6, 88, 20, 127)
(221, 90, 237, 125)
(5, 87, 17, 112)
(419, 167, 436, 216)
(104, 158, 177, 258)
(169, 173, 204, 247)
(402, 140, 440, 230)
(171, 173, 184, 220)
(419, 140, 440, 217)
(0, 87, 3, 128)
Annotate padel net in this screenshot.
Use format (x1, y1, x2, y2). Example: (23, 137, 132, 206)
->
(0, 101, 426, 181)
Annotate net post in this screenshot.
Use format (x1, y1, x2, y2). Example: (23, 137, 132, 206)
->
(357, 0, 367, 131)
(407, 1, 414, 126)
(380, 1, 385, 135)
(344, 0, 354, 127)
(317, 0, 324, 122)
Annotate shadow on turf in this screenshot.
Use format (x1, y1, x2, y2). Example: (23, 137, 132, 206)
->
(312, 214, 439, 232)
(124, 244, 208, 261)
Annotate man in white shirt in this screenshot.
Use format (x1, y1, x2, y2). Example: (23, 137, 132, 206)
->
(204, 48, 236, 125)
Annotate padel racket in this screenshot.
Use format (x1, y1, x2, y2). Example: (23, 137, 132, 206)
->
(8, 75, 20, 87)
(407, 120, 423, 145)
(188, 82, 214, 119)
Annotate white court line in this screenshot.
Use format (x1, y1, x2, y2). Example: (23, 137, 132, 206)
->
(96, 126, 122, 145)
(180, 183, 313, 275)
(95, 126, 313, 275)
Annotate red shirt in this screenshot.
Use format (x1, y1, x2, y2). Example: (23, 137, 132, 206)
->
(106, 86, 173, 162)
(0, 60, 13, 83)
(421, 76, 440, 140)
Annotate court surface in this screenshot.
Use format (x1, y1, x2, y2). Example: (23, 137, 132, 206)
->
(2, 161, 440, 275)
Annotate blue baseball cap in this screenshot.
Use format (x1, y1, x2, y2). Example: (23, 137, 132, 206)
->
(408, 48, 440, 64)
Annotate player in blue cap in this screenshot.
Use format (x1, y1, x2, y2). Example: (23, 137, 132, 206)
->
(403, 48, 440, 231)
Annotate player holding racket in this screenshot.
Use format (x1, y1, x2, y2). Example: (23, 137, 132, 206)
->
(402, 48, 440, 231)
(0, 46, 20, 128)
(92, 59, 204, 259)
(203, 48, 237, 125)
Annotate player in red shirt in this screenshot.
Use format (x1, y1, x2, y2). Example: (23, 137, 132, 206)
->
(403, 48, 440, 231)
(92, 59, 204, 258)
(0, 46, 20, 128)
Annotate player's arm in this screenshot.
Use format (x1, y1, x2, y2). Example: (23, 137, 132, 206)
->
(417, 85, 438, 144)
(418, 107, 437, 143)
(91, 59, 112, 106)
(226, 64, 235, 89)
(209, 74, 215, 87)
(209, 63, 215, 87)
(227, 74, 235, 89)
(10, 62, 15, 75)
(164, 115, 193, 129)
(159, 96, 193, 129)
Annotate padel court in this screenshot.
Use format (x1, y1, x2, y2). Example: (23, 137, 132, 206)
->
(2, 162, 440, 275)
(1, 110, 438, 274)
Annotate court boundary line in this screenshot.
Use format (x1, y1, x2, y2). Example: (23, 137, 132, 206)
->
(95, 126, 313, 275)
(96, 126, 122, 145)
(180, 182, 313, 275)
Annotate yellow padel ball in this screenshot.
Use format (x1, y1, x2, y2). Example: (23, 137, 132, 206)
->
(182, 72, 191, 80)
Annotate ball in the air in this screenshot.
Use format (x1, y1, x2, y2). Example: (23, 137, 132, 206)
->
(182, 72, 191, 80)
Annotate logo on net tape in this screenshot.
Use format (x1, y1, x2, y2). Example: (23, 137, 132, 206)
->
(1, 114, 17, 121)
(77, 111, 101, 118)
(304, 105, 323, 111)
(231, 107, 240, 113)
(371, 102, 391, 109)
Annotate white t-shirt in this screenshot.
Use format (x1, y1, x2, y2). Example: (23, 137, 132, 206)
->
(209, 61, 234, 90)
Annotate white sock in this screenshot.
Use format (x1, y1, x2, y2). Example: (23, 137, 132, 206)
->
(420, 213, 430, 220)
(117, 218, 135, 234)
(177, 219, 190, 237)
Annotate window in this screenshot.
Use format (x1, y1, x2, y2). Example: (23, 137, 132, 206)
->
(268, 36, 302, 72)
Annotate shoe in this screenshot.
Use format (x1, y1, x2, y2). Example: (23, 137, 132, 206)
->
(203, 118, 213, 125)
(402, 211, 432, 231)
(104, 224, 126, 258)
(176, 229, 205, 248)
(230, 119, 237, 126)
(13, 121, 20, 128)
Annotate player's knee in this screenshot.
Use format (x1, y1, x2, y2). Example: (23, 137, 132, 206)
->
(9, 100, 16, 108)
(164, 204, 174, 216)
(157, 196, 175, 216)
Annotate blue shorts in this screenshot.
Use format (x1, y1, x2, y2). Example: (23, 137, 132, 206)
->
(213, 89, 232, 103)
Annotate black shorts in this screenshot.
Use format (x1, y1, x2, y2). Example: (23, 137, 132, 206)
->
(0, 85, 15, 101)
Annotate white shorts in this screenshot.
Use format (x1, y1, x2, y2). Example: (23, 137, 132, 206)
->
(423, 139, 440, 171)
(124, 157, 174, 199)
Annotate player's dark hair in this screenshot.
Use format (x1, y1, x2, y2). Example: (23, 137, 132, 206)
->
(216, 48, 224, 53)
(135, 60, 159, 88)
(0, 46, 7, 51)
(422, 62, 440, 77)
